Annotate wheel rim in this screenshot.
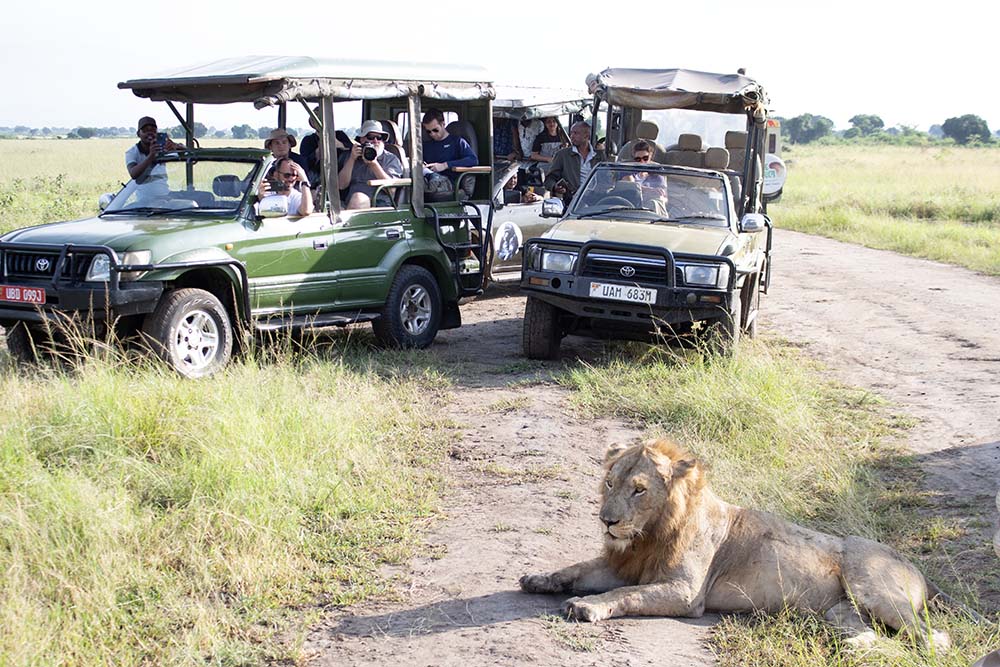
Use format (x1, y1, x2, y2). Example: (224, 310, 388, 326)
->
(172, 309, 220, 372)
(399, 284, 432, 336)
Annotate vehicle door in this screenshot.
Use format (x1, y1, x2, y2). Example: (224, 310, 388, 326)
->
(327, 204, 412, 309)
(230, 209, 341, 316)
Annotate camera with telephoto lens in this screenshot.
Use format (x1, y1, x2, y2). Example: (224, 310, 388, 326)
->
(361, 143, 378, 161)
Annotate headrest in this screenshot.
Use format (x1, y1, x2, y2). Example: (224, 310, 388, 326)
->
(379, 119, 403, 145)
(636, 121, 659, 140)
(446, 120, 479, 158)
(213, 175, 243, 198)
(725, 131, 748, 149)
(678, 134, 702, 151)
(704, 147, 730, 170)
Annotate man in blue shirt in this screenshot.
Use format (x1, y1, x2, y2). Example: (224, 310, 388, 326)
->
(421, 108, 478, 192)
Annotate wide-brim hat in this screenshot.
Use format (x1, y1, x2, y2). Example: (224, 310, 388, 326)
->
(357, 120, 389, 141)
(264, 128, 297, 149)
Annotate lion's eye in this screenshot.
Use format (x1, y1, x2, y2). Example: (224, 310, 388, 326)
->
(605, 479, 613, 489)
(634, 487, 646, 496)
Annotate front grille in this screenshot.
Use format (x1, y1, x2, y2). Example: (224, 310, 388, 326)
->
(581, 252, 670, 285)
(4, 250, 94, 281)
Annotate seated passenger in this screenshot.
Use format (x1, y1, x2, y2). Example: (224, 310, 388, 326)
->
(422, 108, 478, 183)
(257, 157, 313, 216)
(640, 174, 669, 217)
(502, 171, 543, 204)
(338, 120, 404, 209)
(516, 116, 544, 162)
(298, 107, 323, 186)
(544, 121, 605, 203)
(265, 129, 309, 175)
(530, 117, 568, 175)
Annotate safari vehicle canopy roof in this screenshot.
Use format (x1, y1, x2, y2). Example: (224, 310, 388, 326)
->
(493, 85, 591, 120)
(119, 55, 495, 106)
(586, 68, 767, 115)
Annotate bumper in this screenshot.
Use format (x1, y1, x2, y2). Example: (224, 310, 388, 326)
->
(0, 281, 163, 324)
(519, 239, 737, 333)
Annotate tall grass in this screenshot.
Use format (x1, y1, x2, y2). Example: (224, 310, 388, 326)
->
(777, 145, 1000, 274)
(561, 342, 998, 666)
(0, 349, 450, 665)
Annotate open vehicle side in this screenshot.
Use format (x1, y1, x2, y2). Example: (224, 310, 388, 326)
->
(0, 56, 497, 376)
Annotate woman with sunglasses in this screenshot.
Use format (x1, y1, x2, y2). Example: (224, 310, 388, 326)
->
(258, 157, 314, 216)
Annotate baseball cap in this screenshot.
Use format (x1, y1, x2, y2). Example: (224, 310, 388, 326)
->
(137, 116, 157, 131)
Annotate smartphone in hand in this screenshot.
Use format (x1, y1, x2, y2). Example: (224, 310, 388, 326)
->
(156, 132, 168, 148)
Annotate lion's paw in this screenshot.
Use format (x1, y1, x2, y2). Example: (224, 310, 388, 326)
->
(520, 573, 561, 594)
(563, 596, 609, 622)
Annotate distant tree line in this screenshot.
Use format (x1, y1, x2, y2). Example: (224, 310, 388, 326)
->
(778, 113, 995, 146)
(0, 125, 309, 140)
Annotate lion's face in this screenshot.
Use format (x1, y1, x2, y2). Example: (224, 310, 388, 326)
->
(599, 446, 671, 551)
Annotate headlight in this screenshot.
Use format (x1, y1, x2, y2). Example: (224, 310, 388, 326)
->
(85, 255, 111, 282)
(85, 250, 151, 282)
(541, 250, 577, 273)
(681, 263, 730, 288)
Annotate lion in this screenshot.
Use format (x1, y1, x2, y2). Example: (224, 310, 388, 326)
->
(520, 439, 950, 649)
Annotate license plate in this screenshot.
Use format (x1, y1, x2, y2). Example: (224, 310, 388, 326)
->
(1, 285, 46, 305)
(589, 281, 656, 305)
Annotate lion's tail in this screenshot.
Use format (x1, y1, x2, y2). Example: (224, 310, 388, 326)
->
(926, 579, 987, 624)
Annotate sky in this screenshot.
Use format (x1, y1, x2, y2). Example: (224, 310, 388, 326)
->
(2, 0, 998, 134)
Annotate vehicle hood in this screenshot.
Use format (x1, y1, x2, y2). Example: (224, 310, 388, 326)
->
(1, 214, 237, 251)
(543, 217, 735, 256)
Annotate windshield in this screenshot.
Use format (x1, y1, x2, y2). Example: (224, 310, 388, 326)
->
(570, 164, 731, 227)
(104, 157, 260, 215)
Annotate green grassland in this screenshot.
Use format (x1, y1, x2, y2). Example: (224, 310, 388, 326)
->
(0, 139, 997, 665)
(776, 144, 1000, 275)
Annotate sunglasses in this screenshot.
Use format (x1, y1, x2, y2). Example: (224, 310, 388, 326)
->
(426, 127, 442, 135)
(634, 154, 651, 162)
(364, 134, 384, 142)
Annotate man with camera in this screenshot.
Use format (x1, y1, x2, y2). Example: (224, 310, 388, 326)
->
(257, 157, 314, 217)
(125, 116, 185, 187)
(338, 120, 403, 209)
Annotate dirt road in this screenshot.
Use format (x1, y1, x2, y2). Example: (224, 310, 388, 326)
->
(304, 229, 1000, 666)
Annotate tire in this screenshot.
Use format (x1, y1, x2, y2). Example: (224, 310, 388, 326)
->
(741, 273, 761, 340)
(372, 265, 442, 349)
(141, 288, 233, 378)
(708, 294, 741, 354)
(522, 296, 562, 360)
(5, 321, 48, 364)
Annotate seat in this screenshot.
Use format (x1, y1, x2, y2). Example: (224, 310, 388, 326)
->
(662, 133, 705, 167)
(445, 120, 479, 159)
(378, 119, 409, 171)
(704, 147, 730, 171)
(618, 120, 668, 163)
(725, 131, 748, 170)
(213, 175, 243, 198)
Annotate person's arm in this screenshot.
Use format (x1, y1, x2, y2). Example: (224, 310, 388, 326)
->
(511, 124, 523, 160)
(544, 152, 564, 192)
(127, 144, 158, 181)
(297, 186, 313, 216)
(446, 138, 479, 169)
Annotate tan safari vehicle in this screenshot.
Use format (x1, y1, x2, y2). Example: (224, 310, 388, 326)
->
(521, 68, 785, 358)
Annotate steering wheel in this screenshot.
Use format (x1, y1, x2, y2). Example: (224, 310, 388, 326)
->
(594, 196, 635, 208)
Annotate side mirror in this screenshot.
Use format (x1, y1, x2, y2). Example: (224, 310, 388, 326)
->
(541, 197, 565, 218)
(98, 193, 115, 211)
(740, 213, 767, 234)
(258, 194, 289, 218)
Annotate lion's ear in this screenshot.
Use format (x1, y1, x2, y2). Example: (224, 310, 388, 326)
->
(670, 457, 700, 480)
(604, 443, 630, 465)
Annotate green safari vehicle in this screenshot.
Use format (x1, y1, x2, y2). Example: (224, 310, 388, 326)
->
(0, 56, 496, 376)
(521, 68, 780, 359)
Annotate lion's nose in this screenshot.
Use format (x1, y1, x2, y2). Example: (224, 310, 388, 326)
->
(601, 517, 619, 528)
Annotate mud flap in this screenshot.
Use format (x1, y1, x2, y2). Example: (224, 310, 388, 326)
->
(441, 300, 462, 330)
